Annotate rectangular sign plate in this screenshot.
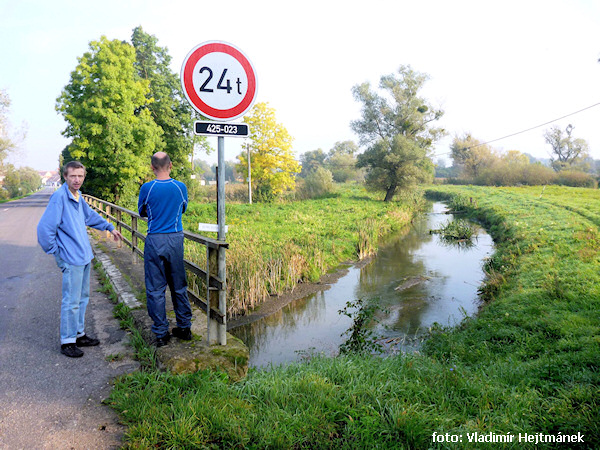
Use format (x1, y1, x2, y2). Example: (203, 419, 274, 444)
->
(198, 223, 229, 233)
(194, 121, 249, 137)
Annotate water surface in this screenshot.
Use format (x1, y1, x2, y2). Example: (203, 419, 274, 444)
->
(231, 202, 494, 368)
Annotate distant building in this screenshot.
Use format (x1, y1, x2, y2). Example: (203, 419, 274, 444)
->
(39, 170, 61, 187)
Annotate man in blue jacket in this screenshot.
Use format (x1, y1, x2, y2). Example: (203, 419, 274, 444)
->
(38, 161, 123, 358)
(138, 152, 193, 347)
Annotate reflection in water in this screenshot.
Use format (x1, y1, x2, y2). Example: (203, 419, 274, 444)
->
(231, 202, 494, 368)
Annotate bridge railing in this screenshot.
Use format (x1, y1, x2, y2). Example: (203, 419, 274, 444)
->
(83, 194, 228, 345)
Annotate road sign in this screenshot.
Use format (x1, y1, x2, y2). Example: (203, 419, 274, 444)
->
(194, 121, 249, 137)
(181, 41, 257, 121)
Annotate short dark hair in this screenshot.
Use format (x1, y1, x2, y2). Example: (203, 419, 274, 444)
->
(151, 153, 171, 170)
(62, 160, 86, 176)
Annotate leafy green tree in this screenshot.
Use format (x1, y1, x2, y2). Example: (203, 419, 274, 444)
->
(211, 160, 239, 183)
(237, 102, 300, 200)
(329, 140, 359, 156)
(352, 66, 444, 201)
(2, 165, 40, 197)
(327, 140, 361, 183)
(450, 134, 496, 179)
(131, 26, 201, 181)
(299, 149, 326, 177)
(193, 159, 213, 181)
(56, 36, 164, 203)
(544, 124, 590, 172)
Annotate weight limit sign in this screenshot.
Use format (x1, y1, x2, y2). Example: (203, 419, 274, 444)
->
(181, 41, 258, 121)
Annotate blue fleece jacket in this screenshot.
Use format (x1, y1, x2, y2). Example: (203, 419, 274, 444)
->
(37, 183, 115, 266)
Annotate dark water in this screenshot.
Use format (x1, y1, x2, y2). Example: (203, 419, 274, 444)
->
(231, 202, 494, 368)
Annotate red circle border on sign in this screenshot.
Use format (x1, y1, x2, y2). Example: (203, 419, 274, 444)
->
(181, 42, 257, 121)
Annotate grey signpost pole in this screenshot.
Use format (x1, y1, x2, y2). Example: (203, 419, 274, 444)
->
(217, 136, 227, 345)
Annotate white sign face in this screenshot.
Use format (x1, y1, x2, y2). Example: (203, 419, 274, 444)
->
(181, 41, 257, 121)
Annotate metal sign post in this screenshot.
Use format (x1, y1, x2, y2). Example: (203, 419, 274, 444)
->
(181, 41, 257, 346)
(217, 136, 227, 345)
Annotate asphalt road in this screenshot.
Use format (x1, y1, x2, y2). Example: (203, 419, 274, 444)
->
(0, 188, 138, 449)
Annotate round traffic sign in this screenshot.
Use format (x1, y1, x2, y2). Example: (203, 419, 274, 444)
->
(181, 41, 257, 121)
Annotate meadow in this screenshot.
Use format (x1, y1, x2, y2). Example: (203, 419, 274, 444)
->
(108, 184, 599, 449)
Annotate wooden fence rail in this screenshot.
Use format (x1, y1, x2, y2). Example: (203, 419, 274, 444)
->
(83, 194, 228, 344)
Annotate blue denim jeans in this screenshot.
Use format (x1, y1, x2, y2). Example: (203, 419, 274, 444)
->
(144, 232, 192, 338)
(54, 254, 90, 344)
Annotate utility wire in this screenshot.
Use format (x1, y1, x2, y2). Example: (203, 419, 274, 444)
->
(431, 101, 600, 157)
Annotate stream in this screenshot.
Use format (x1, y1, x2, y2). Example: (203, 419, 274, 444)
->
(230, 202, 494, 368)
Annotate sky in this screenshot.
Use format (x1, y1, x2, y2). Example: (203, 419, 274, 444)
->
(1, 0, 599, 171)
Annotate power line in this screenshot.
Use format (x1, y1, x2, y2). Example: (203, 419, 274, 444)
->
(431, 101, 600, 157)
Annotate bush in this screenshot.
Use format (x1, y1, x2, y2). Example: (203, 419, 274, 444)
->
(190, 183, 249, 203)
(556, 170, 597, 188)
(301, 167, 335, 199)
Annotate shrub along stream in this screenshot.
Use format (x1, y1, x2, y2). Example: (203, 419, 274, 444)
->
(108, 185, 598, 449)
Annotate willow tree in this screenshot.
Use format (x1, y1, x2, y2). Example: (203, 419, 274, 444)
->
(544, 124, 589, 172)
(237, 102, 299, 201)
(56, 36, 164, 202)
(352, 65, 444, 201)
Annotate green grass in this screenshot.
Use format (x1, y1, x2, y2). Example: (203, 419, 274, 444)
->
(108, 184, 599, 449)
(183, 184, 420, 316)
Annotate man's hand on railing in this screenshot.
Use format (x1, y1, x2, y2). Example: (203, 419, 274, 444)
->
(110, 229, 124, 242)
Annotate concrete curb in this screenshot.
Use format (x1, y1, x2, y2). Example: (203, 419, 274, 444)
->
(93, 248, 142, 309)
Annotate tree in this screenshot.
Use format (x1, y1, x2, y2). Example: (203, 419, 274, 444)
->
(237, 102, 300, 201)
(351, 65, 444, 201)
(544, 124, 589, 172)
(2, 165, 40, 197)
(0, 89, 26, 166)
(327, 140, 362, 183)
(330, 140, 359, 156)
(193, 159, 213, 181)
(56, 36, 164, 203)
(210, 160, 238, 183)
(0, 89, 13, 165)
(131, 26, 201, 181)
(450, 134, 496, 179)
(299, 149, 326, 177)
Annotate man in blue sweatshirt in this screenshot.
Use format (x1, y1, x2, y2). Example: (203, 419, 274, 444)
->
(138, 152, 193, 347)
(37, 161, 123, 358)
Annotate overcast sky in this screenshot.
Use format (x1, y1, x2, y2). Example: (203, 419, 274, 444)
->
(1, 0, 599, 171)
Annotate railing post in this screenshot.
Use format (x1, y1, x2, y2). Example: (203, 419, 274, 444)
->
(116, 209, 122, 249)
(105, 203, 111, 240)
(131, 216, 138, 265)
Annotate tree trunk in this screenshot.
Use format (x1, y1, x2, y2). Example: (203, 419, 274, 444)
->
(384, 185, 397, 202)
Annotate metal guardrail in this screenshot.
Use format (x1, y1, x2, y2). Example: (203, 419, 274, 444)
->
(83, 194, 228, 343)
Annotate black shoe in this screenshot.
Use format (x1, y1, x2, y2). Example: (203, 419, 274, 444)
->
(76, 334, 100, 347)
(172, 327, 192, 341)
(61, 343, 84, 358)
(156, 333, 171, 347)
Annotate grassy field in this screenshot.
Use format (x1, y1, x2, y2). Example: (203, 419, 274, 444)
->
(108, 185, 599, 449)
